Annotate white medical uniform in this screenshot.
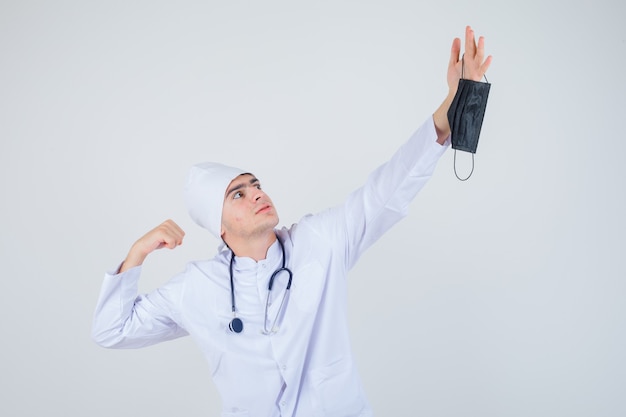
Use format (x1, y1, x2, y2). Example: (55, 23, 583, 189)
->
(92, 117, 449, 417)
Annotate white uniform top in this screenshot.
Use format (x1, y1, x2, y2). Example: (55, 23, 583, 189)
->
(92, 117, 449, 417)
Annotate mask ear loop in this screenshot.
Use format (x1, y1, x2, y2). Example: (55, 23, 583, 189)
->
(454, 151, 474, 181)
(452, 56, 488, 182)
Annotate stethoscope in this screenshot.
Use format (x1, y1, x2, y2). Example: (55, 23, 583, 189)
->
(228, 235, 293, 335)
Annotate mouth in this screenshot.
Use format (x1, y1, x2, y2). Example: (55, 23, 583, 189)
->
(255, 204, 272, 214)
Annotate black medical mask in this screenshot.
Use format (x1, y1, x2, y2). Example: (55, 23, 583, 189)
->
(447, 62, 491, 181)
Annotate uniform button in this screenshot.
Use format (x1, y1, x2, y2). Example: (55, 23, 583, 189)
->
(280, 401, 286, 407)
(281, 364, 287, 370)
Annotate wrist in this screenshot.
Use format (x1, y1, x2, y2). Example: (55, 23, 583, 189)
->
(120, 245, 148, 273)
(433, 92, 455, 144)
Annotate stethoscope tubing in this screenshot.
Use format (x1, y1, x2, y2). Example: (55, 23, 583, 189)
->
(228, 235, 292, 334)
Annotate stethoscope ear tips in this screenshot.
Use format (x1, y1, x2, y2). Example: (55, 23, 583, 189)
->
(229, 317, 243, 333)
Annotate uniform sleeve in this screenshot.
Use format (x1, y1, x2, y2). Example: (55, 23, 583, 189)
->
(302, 116, 449, 270)
(91, 265, 189, 349)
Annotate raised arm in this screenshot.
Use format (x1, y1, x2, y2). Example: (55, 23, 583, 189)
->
(92, 219, 188, 348)
(433, 25, 493, 143)
(302, 26, 493, 270)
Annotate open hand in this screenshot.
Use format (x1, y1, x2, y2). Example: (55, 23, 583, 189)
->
(448, 26, 492, 91)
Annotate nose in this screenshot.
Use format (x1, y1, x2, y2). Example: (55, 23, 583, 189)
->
(251, 187, 264, 202)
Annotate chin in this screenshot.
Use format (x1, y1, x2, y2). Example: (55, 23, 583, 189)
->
(266, 215, 280, 231)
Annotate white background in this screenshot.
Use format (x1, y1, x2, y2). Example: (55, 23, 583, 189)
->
(1, 1, 625, 416)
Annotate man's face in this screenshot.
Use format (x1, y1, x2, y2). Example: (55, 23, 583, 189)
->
(221, 174, 279, 240)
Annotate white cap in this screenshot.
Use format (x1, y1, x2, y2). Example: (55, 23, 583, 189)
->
(184, 162, 246, 239)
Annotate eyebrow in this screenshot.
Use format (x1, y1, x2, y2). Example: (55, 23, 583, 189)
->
(225, 177, 259, 199)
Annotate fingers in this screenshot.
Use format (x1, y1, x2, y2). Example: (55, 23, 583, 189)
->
(449, 37, 461, 66)
(475, 36, 485, 63)
(480, 55, 493, 76)
(156, 219, 185, 249)
(137, 219, 185, 254)
(465, 26, 475, 57)
(120, 219, 185, 273)
(461, 25, 492, 79)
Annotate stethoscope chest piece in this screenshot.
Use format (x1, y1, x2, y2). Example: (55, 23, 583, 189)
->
(229, 317, 243, 333)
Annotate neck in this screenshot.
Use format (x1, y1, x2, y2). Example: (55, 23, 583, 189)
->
(224, 231, 277, 261)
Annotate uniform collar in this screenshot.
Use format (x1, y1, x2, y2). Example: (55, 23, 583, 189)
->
(231, 237, 282, 272)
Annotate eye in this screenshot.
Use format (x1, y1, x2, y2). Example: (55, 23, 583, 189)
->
(233, 191, 243, 199)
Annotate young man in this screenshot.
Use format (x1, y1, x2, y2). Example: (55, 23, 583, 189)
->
(92, 26, 492, 417)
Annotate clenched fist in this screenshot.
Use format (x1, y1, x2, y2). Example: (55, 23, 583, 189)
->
(119, 219, 185, 273)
